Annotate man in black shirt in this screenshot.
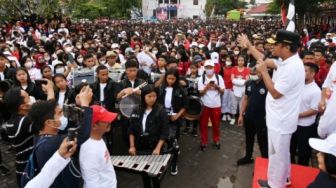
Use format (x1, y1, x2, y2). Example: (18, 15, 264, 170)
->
(237, 64, 268, 165)
(4, 81, 54, 186)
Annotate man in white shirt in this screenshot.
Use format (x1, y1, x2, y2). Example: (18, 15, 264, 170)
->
(136, 40, 157, 74)
(290, 63, 321, 166)
(319, 59, 336, 112)
(238, 30, 305, 188)
(198, 60, 225, 151)
(79, 105, 118, 188)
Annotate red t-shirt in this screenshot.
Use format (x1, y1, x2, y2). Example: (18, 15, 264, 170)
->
(315, 59, 330, 87)
(177, 61, 191, 76)
(231, 66, 250, 80)
(222, 66, 233, 89)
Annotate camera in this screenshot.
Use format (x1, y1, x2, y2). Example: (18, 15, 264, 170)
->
(63, 104, 84, 123)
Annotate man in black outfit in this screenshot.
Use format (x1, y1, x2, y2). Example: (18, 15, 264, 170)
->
(237, 63, 268, 165)
(91, 65, 119, 153)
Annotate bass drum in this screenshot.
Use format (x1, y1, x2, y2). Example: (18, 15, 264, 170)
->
(119, 94, 141, 118)
(183, 96, 203, 121)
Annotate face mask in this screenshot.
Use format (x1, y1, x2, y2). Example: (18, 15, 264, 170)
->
(234, 51, 240, 55)
(44, 56, 50, 61)
(77, 57, 83, 63)
(250, 75, 259, 81)
(76, 45, 82, 49)
(152, 50, 158, 55)
(58, 115, 68, 131)
(22, 52, 28, 57)
(25, 62, 33, 69)
(55, 68, 65, 74)
(205, 69, 214, 75)
(225, 61, 232, 66)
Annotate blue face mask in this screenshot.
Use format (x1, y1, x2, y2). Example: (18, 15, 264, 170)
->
(58, 115, 68, 131)
(205, 69, 214, 75)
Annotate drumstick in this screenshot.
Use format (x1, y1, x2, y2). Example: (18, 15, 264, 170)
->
(122, 82, 148, 98)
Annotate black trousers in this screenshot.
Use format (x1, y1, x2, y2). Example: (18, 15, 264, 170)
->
(185, 119, 198, 130)
(244, 116, 268, 158)
(290, 124, 315, 166)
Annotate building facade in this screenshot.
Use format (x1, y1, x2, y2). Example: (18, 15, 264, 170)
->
(142, 0, 206, 20)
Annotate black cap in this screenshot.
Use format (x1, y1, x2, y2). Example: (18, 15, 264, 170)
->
(269, 30, 301, 46)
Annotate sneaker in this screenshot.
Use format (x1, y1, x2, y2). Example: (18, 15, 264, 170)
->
(171, 165, 178, 176)
(0, 165, 10, 176)
(226, 115, 232, 121)
(191, 129, 198, 137)
(222, 115, 227, 121)
(230, 118, 236, 125)
(213, 142, 220, 150)
(257, 179, 271, 188)
(286, 177, 291, 186)
(237, 157, 254, 166)
(200, 144, 207, 151)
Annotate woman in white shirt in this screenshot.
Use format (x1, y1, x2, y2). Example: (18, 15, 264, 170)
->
(21, 56, 42, 81)
(53, 74, 76, 108)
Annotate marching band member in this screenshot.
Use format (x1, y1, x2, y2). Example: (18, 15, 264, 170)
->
(116, 60, 145, 146)
(156, 68, 187, 175)
(128, 85, 169, 188)
(198, 60, 225, 151)
(184, 62, 200, 136)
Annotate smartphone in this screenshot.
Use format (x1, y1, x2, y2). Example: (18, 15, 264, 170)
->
(209, 81, 215, 85)
(35, 79, 48, 88)
(67, 127, 78, 151)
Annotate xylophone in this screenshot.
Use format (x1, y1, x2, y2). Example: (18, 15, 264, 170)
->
(110, 154, 171, 177)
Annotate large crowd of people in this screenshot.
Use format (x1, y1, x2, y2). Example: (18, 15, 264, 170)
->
(0, 14, 336, 188)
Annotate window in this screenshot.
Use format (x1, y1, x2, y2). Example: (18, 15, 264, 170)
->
(158, 0, 163, 3)
(193, 0, 198, 5)
(171, 0, 177, 4)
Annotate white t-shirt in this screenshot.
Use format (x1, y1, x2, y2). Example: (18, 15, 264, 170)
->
(298, 81, 321, 126)
(266, 53, 305, 134)
(80, 138, 117, 188)
(100, 83, 107, 101)
(0, 71, 4, 80)
(28, 68, 42, 81)
(318, 92, 336, 138)
(136, 51, 155, 74)
(142, 109, 152, 132)
(164, 87, 173, 109)
(198, 74, 225, 108)
(322, 61, 336, 92)
(58, 91, 66, 108)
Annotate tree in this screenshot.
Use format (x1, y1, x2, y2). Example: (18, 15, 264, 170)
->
(268, 0, 336, 29)
(205, 0, 247, 17)
(0, 0, 61, 21)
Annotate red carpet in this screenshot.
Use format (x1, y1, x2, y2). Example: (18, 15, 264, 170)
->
(252, 157, 320, 188)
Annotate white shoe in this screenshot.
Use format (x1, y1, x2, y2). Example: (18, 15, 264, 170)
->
(230, 119, 236, 125)
(222, 115, 227, 121)
(226, 115, 232, 121)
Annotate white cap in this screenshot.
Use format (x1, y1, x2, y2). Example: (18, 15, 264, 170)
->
(204, 59, 214, 67)
(111, 43, 119, 49)
(309, 133, 336, 157)
(211, 52, 219, 64)
(198, 44, 205, 48)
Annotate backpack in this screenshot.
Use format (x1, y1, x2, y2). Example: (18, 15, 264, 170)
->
(202, 73, 219, 85)
(20, 137, 48, 188)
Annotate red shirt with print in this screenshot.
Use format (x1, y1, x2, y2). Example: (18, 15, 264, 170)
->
(231, 66, 250, 80)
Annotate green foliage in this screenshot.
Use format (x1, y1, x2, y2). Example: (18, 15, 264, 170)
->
(205, 0, 247, 17)
(0, 0, 61, 20)
(268, 0, 336, 15)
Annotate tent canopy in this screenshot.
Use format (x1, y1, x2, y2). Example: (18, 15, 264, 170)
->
(227, 9, 241, 21)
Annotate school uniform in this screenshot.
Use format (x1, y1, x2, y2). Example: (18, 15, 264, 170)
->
(197, 74, 225, 145)
(290, 81, 321, 166)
